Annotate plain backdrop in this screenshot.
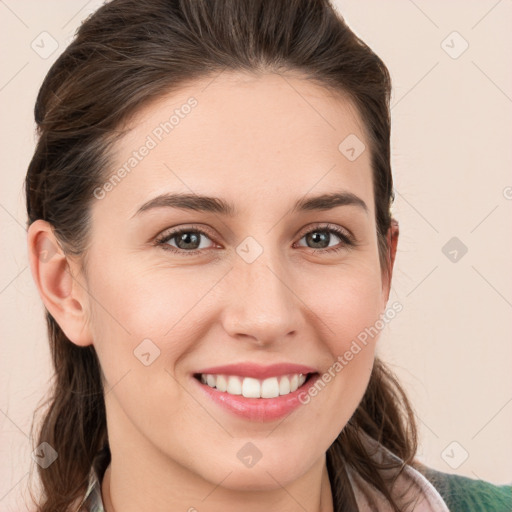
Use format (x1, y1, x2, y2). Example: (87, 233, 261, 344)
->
(1, 0, 511, 510)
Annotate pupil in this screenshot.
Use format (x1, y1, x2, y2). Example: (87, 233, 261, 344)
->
(179, 232, 199, 249)
(309, 231, 328, 248)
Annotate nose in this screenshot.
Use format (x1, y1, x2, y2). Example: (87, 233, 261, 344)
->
(221, 247, 304, 347)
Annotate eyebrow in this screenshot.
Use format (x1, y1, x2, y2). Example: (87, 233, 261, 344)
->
(131, 190, 368, 218)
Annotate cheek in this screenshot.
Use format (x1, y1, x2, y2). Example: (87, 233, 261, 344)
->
(87, 271, 196, 444)
(83, 260, 187, 397)
(305, 262, 385, 350)
(302, 264, 383, 409)
(88, 258, 208, 348)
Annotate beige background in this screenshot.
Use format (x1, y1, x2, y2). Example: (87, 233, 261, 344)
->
(1, 0, 511, 510)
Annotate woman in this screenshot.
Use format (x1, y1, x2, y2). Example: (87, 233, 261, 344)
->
(25, 0, 511, 510)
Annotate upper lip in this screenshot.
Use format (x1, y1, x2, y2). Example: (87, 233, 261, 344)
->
(194, 362, 318, 380)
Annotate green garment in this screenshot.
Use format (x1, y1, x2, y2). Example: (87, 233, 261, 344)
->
(419, 464, 512, 512)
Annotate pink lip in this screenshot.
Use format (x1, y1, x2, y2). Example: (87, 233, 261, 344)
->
(194, 362, 317, 379)
(192, 370, 321, 422)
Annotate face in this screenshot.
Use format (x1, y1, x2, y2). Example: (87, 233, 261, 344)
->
(62, 72, 393, 491)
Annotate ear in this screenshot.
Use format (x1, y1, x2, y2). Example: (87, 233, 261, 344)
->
(27, 219, 93, 347)
(382, 218, 399, 303)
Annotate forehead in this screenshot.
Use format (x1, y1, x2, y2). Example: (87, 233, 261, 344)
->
(95, 71, 373, 220)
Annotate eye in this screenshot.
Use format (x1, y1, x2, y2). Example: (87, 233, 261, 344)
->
(295, 224, 354, 254)
(154, 223, 355, 256)
(155, 225, 216, 256)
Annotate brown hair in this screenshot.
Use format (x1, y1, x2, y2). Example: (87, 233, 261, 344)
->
(25, 1, 419, 510)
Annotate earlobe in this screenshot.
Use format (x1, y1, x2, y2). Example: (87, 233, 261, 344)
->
(27, 219, 93, 347)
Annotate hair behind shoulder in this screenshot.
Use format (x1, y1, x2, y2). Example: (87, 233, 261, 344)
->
(25, 1, 417, 510)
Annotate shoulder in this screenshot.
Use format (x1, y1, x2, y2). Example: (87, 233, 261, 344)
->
(416, 463, 512, 512)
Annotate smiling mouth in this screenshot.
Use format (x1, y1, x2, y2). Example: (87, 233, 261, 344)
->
(193, 372, 317, 398)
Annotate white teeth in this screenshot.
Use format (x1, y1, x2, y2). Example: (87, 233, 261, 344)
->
(279, 376, 291, 395)
(216, 375, 227, 392)
(261, 377, 279, 398)
(226, 376, 242, 395)
(242, 377, 261, 398)
(290, 374, 299, 392)
(199, 373, 309, 398)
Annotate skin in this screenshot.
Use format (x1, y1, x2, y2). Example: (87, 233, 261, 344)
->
(27, 71, 399, 512)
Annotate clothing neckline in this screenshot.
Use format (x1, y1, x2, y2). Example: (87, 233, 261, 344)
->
(343, 431, 450, 511)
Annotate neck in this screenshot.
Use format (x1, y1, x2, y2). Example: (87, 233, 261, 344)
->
(101, 457, 334, 512)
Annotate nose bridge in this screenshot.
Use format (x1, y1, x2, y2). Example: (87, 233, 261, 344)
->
(223, 238, 300, 343)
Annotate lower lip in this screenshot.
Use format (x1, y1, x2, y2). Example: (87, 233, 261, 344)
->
(192, 373, 321, 422)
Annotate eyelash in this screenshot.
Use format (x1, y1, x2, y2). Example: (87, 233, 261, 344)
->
(154, 223, 356, 257)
